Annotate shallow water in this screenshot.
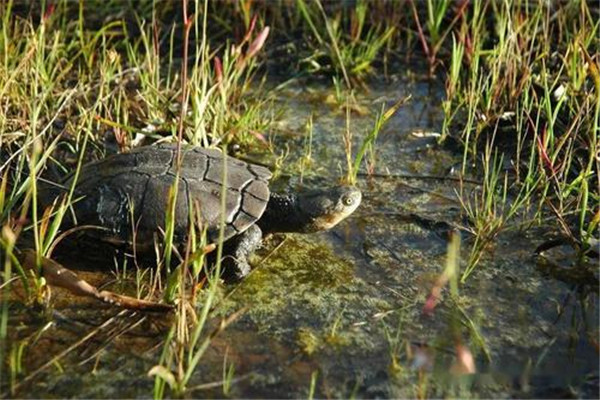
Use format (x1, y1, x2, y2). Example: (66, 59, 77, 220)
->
(4, 70, 598, 398)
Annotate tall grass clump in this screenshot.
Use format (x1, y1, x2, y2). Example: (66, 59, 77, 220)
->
(437, 1, 599, 277)
(150, 152, 234, 399)
(344, 96, 410, 185)
(409, 0, 468, 76)
(151, 5, 241, 385)
(295, 0, 396, 86)
(0, 0, 272, 394)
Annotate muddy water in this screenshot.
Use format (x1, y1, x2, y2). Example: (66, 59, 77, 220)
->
(4, 72, 598, 398)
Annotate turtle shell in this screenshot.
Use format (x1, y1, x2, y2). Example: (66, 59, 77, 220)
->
(62, 143, 272, 247)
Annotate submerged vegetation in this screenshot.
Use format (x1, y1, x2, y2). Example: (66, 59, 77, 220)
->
(0, 0, 598, 398)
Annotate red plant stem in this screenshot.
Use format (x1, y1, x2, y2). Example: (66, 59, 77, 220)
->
(526, 111, 557, 176)
(408, 0, 431, 63)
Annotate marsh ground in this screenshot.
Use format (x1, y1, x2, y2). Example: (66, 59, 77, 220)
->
(1, 2, 598, 398)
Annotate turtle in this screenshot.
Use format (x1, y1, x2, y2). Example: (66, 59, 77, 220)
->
(49, 143, 361, 279)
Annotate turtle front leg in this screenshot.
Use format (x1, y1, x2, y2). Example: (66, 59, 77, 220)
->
(221, 224, 263, 281)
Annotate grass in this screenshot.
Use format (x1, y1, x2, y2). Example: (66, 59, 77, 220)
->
(0, 0, 268, 395)
(440, 0, 599, 278)
(296, 0, 396, 86)
(345, 95, 411, 185)
(151, 142, 232, 397)
(410, 0, 468, 76)
(308, 370, 318, 400)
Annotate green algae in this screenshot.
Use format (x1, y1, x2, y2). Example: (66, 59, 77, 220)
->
(217, 235, 393, 354)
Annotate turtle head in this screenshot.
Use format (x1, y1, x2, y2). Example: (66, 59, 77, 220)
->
(295, 185, 362, 232)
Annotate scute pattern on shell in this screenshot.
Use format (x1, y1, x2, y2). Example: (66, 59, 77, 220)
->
(64, 143, 272, 246)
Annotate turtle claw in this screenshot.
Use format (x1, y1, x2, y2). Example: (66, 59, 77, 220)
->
(220, 255, 252, 281)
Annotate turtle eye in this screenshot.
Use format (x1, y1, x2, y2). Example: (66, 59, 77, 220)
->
(342, 196, 354, 206)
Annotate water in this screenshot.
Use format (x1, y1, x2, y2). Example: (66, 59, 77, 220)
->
(4, 70, 598, 398)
